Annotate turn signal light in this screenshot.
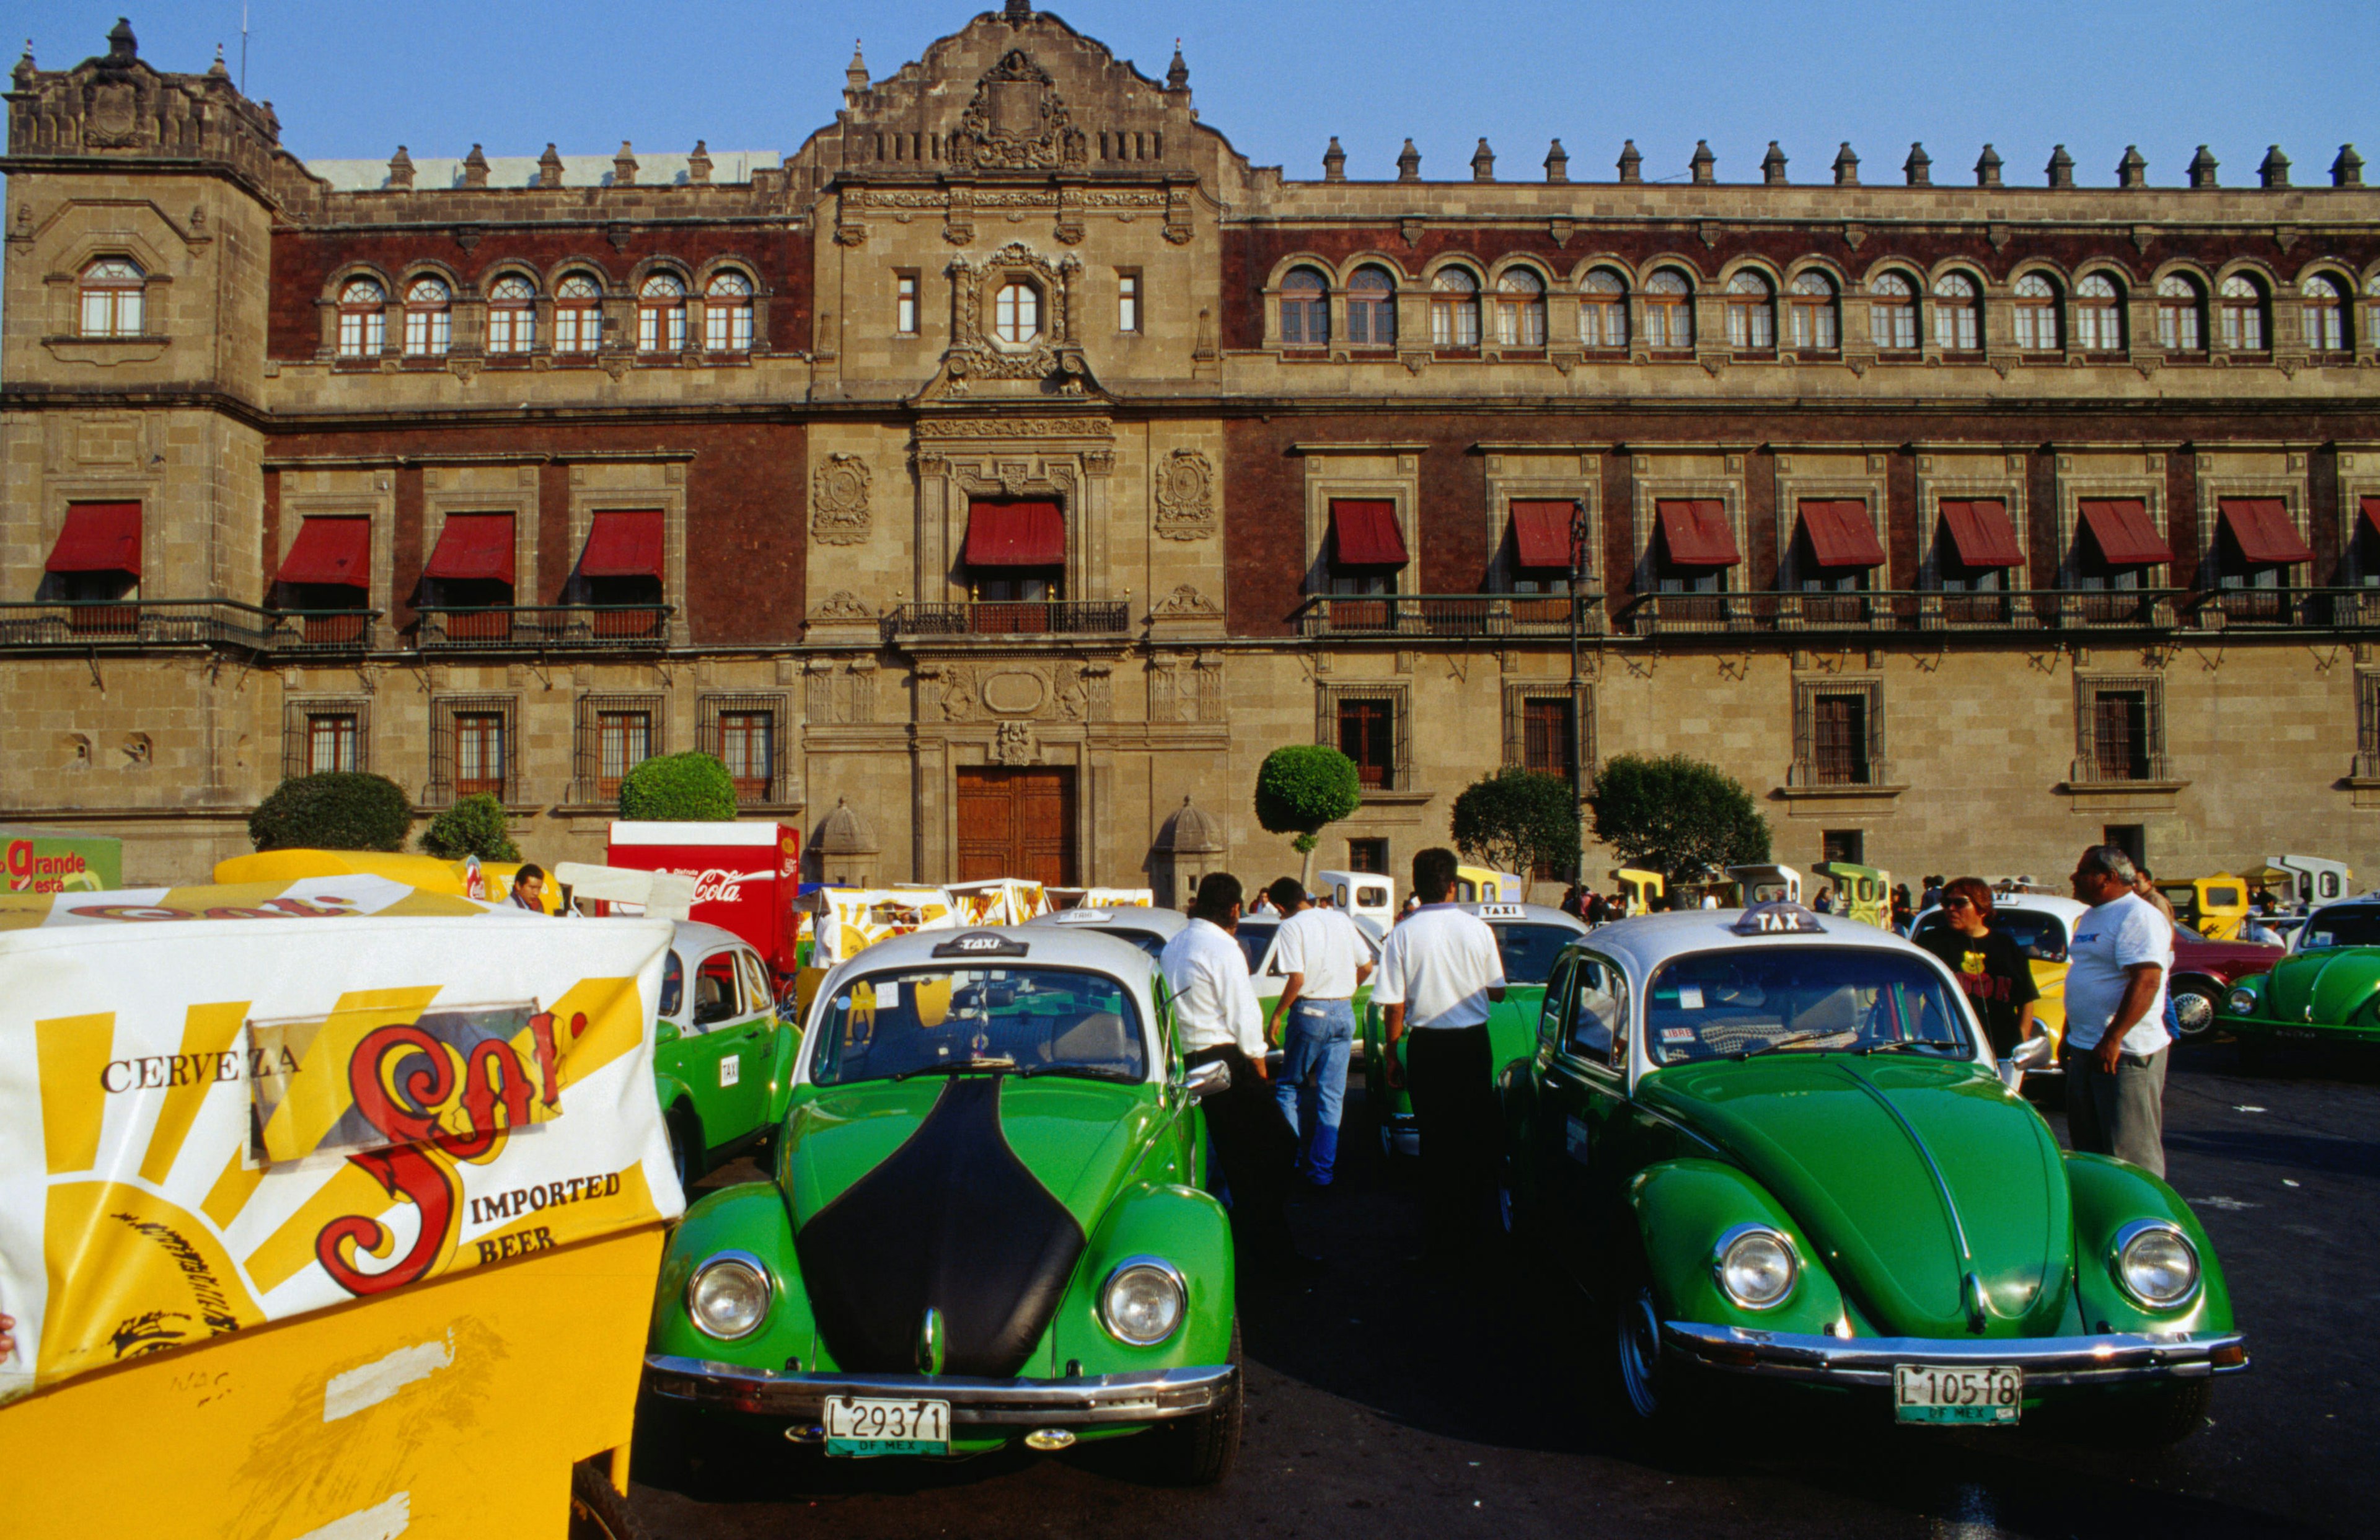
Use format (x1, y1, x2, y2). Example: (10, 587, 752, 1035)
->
(2210, 1343, 2247, 1368)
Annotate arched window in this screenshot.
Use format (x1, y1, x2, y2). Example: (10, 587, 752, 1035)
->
(1578, 269, 1628, 350)
(1724, 271, 1774, 350)
(555, 275, 604, 354)
(1867, 273, 1917, 351)
(1495, 268, 1547, 348)
(402, 277, 452, 357)
(1644, 270, 1692, 350)
(1932, 273, 1981, 351)
(337, 278, 387, 358)
(994, 280, 1041, 344)
(704, 271, 754, 353)
(486, 275, 537, 354)
(2156, 275, 2205, 352)
(1280, 267, 1329, 346)
(2301, 275, 2347, 353)
(2218, 275, 2267, 352)
(2013, 273, 2061, 352)
(1787, 271, 1838, 350)
(2368, 274, 2380, 353)
(79, 258, 145, 337)
(637, 273, 687, 353)
(1430, 267, 1481, 348)
(2076, 273, 2123, 352)
(1347, 265, 1396, 346)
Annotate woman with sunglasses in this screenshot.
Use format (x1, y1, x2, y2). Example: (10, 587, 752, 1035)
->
(1918, 876, 2040, 1060)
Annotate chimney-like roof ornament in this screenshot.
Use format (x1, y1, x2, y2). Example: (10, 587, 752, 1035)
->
(388, 146, 415, 189)
(1545, 139, 1569, 184)
(1322, 136, 1346, 182)
(1396, 138, 1421, 182)
(845, 40, 868, 103)
(537, 144, 564, 188)
(1832, 142, 1858, 187)
(688, 139, 713, 185)
(1005, 0, 1032, 24)
(1761, 141, 1789, 185)
(1166, 38, 1189, 93)
(106, 17, 137, 64)
(2117, 145, 2147, 188)
(1616, 139, 1642, 184)
(2047, 144, 2074, 188)
(1689, 140, 1716, 185)
(1471, 138, 1496, 182)
(2334, 144, 2366, 188)
(2187, 144, 2219, 188)
(1904, 143, 1932, 186)
(2259, 145, 2290, 188)
(614, 141, 638, 187)
(462, 144, 490, 189)
(1975, 144, 2003, 187)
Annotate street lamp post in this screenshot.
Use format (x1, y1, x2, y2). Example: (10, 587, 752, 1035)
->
(1568, 497, 1590, 887)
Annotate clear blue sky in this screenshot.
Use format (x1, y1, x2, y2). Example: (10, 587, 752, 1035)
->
(12, 1, 2378, 185)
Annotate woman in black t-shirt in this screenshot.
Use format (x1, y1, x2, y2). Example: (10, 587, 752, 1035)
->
(1918, 876, 2040, 1059)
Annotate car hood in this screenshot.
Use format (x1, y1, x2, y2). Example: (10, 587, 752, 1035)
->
(783, 1076, 1161, 1376)
(1637, 1057, 2071, 1338)
(2255, 947, 2380, 1025)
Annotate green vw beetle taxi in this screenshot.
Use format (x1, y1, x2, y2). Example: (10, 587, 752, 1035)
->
(1504, 904, 2247, 1441)
(654, 920, 801, 1187)
(640, 925, 1244, 1485)
(2219, 895, 2380, 1058)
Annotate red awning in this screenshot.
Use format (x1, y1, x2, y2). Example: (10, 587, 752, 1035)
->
(2363, 495, 2380, 540)
(423, 513, 516, 583)
(1655, 499, 1739, 567)
(1329, 499, 1409, 567)
(964, 500, 1066, 567)
(46, 502, 141, 575)
(1939, 499, 2025, 568)
(2219, 498, 2314, 565)
(275, 517, 371, 586)
(2077, 499, 2172, 566)
(1509, 500, 1577, 570)
(578, 509, 666, 577)
(1798, 500, 1887, 569)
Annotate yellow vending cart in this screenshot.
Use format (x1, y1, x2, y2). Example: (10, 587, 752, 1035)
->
(0, 874, 684, 1539)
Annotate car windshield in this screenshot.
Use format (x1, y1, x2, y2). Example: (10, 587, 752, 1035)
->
(2301, 907, 2380, 951)
(1490, 923, 1579, 985)
(809, 966, 1147, 1087)
(1234, 921, 1278, 973)
(1644, 946, 1975, 1066)
(1913, 908, 2068, 963)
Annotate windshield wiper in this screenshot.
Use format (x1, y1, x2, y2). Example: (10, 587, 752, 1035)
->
(888, 1056, 1018, 1082)
(1730, 1030, 1833, 1061)
(1015, 1064, 1141, 1083)
(1857, 1039, 1968, 1056)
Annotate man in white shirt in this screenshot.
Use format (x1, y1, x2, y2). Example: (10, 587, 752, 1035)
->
(1373, 848, 1507, 1253)
(2065, 845, 2175, 1176)
(1160, 873, 1305, 1270)
(1263, 877, 1374, 1187)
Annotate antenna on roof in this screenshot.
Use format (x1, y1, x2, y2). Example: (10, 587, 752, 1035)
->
(239, 1, 248, 94)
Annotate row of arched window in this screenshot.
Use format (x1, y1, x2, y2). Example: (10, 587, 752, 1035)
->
(1269, 260, 2380, 357)
(328, 268, 757, 359)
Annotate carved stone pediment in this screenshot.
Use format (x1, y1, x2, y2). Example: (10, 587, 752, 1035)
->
(933, 242, 1101, 398)
(811, 454, 873, 545)
(1153, 449, 1215, 540)
(958, 50, 1088, 173)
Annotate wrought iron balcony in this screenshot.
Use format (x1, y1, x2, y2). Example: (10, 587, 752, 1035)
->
(1291, 592, 1608, 640)
(889, 601, 1132, 638)
(2185, 586, 2380, 631)
(414, 605, 672, 653)
(1617, 589, 2197, 638)
(0, 600, 382, 655)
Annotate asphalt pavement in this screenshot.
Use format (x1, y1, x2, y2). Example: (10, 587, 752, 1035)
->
(637, 1042, 2380, 1538)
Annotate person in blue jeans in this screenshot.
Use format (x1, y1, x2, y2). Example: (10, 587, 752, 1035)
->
(1262, 877, 1374, 1186)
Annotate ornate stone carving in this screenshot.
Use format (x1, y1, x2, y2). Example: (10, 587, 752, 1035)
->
(915, 415, 1112, 439)
(982, 669, 1048, 715)
(936, 664, 979, 720)
(810, 589, 873, 622)
(1150, 584, 1222, 618)
(1153, 449, 1216, 540)
(940, 244, 1090, 392)
(956, 50, 1087, 172)
(811, 454, 872, 545)
(991, 719, 1037, 765)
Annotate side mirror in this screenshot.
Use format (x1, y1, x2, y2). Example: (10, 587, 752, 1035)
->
(2010, 1034, 2054, 1071)
(1184, 1059, 1232, 1101)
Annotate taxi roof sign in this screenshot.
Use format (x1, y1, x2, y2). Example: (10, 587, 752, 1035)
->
(1476, 904, 1527, 919)
(1733, 900, 1826, 936)
(931, 930, 1031, 959)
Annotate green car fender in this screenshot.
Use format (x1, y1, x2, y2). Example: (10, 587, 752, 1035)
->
(648, 1181, 822, 1371)
(2061, 1153, 2235, 1337)
(1626, 1158, 1850, 1337)
(1044, 1179, 1236, 1376)
(652, 1066, 705, 1150)
(764, 1021, 803, 1127)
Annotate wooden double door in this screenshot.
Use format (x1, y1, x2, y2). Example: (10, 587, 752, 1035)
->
(956, 767, 1078, 886)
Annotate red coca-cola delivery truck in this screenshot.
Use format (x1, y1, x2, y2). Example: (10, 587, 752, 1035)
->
(605, 821, 803, 978)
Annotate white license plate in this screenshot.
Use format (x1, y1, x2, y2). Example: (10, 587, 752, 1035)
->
(1893, 1363, 2022, 1425)
(822, 1395, 951, 1456)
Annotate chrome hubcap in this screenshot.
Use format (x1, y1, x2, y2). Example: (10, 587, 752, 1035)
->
(2174, 992, 2214, 1037)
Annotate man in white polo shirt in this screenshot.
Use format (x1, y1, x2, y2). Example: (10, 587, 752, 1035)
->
(1263, 876, 1373, 1188)
(2065, 843, 2175, 1176)
(1375, 847, 1506, 1254)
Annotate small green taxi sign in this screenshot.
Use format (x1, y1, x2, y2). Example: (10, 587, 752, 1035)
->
(1732, 900, 1825, 936)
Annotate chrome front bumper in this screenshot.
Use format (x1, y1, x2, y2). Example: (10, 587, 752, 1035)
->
(1662, 1322, 2249, 1388)
(643, 1354, 1235, 1426)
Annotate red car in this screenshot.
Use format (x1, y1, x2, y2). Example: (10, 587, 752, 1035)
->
(2170, 925, 2283, 1041)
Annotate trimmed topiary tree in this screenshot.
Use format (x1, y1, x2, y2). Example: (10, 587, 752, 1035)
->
(1586, 753, 1771, 889)
(418, 792, 521, 862)
(249, 771, 413, 853)
(1450, 767, 1580, 887)
(619, 752, 738, 821)
(1254, 744, 1363, 886)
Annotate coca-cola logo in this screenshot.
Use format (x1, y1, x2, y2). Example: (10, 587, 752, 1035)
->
(656, 868, 773, 905)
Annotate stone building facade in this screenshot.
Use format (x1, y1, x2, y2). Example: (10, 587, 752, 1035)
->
(6, 8, 2380, 893)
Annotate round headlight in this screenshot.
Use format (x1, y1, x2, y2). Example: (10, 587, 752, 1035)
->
(2114, 1222, 2200, 1308)
(1714, 1226, 1797, 1310)
(1100, 1257, 1186, 1346)
(2226, 985, 2259, 1016)
(687, 1252, 772, 1340)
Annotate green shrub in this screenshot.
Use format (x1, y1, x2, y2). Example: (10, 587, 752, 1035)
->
(619, 752, 738, 821)
(418, 793, 521, 861)
(1450, 767, 1580, 883)
(1254, 744, 1363, 881)
(1586, 754, 1771, 886)
(249, 772, 413, 853)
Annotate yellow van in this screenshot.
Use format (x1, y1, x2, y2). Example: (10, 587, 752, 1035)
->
(1455, 865, 1527, 904)
(1611, 868, 1665, 915)
(1814, 860, 1893, 928)
(2158, 873, 2250, 939)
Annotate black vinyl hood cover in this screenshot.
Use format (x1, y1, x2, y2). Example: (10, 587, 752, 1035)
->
(795, 1076, 1088, 1378)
